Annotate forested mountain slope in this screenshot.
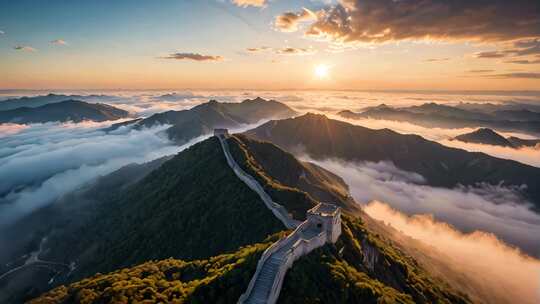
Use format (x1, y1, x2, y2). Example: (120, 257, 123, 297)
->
(27, 135, 470, 304)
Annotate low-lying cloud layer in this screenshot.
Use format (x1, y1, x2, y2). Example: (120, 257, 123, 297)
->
(0, 121, 187, 227)
(365, 201, 540, 304)
(309, 158, 540, 257)
(441, 139, 540, 167)
(332, 115, 540, 167)
(2, 90, 539, 168)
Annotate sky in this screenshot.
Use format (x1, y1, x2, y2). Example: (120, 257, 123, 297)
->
(1, 0, 539, 90)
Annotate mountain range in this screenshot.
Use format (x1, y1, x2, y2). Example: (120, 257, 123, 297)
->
(338, 102, 540, 136)
(110, 97, 297, 144)
(0, 94, 119, 111)
(246, 113, 540, 209)
(0, 100, 129, 124)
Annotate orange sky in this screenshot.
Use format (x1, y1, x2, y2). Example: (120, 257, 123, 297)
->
(1, 0, 539, 90)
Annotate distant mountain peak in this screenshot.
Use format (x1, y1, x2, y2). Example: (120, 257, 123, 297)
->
(243, 96, 272, 103)
(454, 128, 513, 147)
(375, 103, 390, 109)
(302, 112, 328, 119)
(455, 128, 540, 148)
(122, 98, 297, 144)
(471, 127, 498, 135)
(358, 103, 394, 113)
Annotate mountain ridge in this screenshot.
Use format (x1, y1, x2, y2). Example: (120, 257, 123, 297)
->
(245, 113, 540, 209)
(0, 94, 119, 111)
(338, 102, 540, 136)
(110, 97, 297, 144)
(0, 100, 129, 124)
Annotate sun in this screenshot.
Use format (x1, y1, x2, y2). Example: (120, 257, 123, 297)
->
(314, 64, 329, 79)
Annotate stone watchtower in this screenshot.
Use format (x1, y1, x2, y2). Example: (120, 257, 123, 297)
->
(214, 128, 229, 136)
(306, 203, 342, 243)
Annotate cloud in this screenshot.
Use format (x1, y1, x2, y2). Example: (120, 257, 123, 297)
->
(364, 201, 540, 304)
(467, 69, 495, 73)
(0, 105, 272, 228)
(0, 123, 29, 136)
(0, 122, 186, 226)
(505, 59, 540, 65)
(485, 72, 540, 79)
(276, 47, 316, 55)
(474, 51, 507, 58)
(50, 39, 67, 45)
(289, 0, 540, 44)
(13, 46, 36, 52)
(331, 114, 540, 167)
(308, 158, 540, 258)
(160, 52, 224, 61)
(440, 139, 540, 167)
(424, 58, 450, 62)
(473, 39, 540, 63)
(245, 46, 271, 53)
(231, 0, 266, 8)
(275, 7, 317, 32)
(330, 114, 480, 141)
(244, 46, 316, 56)
(0, 30, 4, 35)
(510, 39, 540, 56)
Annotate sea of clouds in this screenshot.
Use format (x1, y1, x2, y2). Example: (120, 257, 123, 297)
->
(308, 157, 540, 302)
(365, 201, 540, 304)
(1, 90, 539, 257)
(308, 158, 540, 258)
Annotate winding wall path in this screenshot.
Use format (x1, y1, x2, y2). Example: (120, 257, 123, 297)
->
(216, 134, 300, 229)
(215, 133, 339, 304)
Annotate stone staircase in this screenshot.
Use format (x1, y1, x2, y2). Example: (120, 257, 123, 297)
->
(248, 246, 289, 303)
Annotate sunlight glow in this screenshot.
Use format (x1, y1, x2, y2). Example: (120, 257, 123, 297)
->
(314, 64, 329, 79)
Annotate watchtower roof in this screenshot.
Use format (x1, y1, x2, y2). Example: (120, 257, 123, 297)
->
(308, 203, 339, 217)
